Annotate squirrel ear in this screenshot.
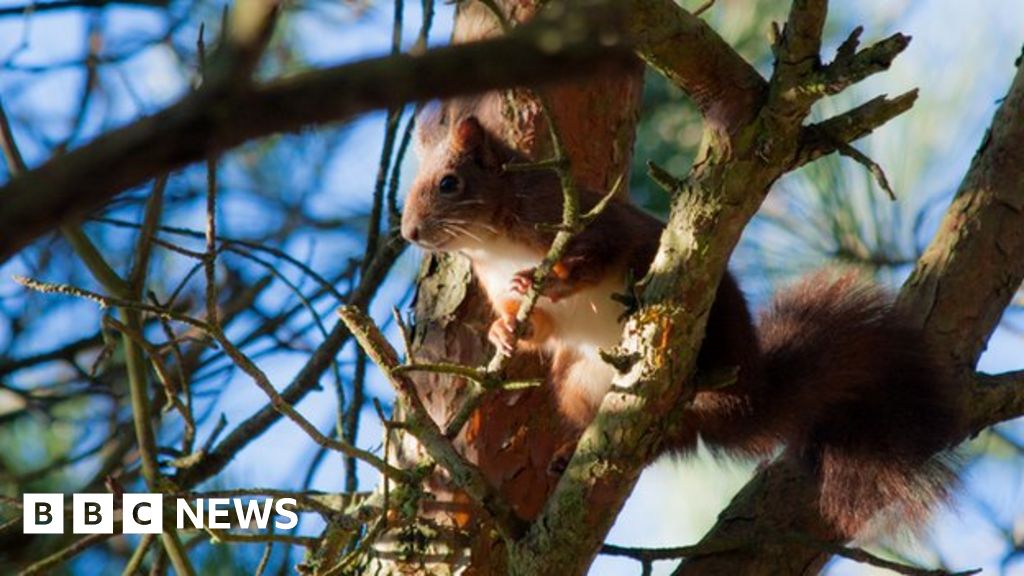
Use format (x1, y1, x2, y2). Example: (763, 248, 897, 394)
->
(451, 116, 485, 154)
(451, 116, 500, 168)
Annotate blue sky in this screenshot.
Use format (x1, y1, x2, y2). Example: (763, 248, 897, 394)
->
(1, 1, 1023, 574)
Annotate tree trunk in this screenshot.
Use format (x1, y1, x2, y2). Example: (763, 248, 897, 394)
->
(389, 2, 643, 573)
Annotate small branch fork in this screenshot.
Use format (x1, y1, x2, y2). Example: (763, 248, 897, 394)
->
(637, 0, 913, 198)
(763, 2, 911, 198)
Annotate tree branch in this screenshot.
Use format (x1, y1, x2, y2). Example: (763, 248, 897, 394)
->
(630, 0, 910, 165)
(604, 536, 978, 576)
(677, 46, 1024, 576)
(969, 370, 1024, 434)
(897, 58, 1024, 368)
(338, 305, 528, 541)
(795, 90, 919, 167)
(0, 8, 632, 263)
(627, 0, 766, 131)
(814, 31, 911, 97)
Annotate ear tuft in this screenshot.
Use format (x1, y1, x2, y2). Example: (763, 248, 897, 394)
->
(451, 116, 485, 154)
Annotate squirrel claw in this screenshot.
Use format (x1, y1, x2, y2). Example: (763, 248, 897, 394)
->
(511, 268, 569, 303)
(488, 315, 536, 355)
(509, 269, 534, 296)
(488, 317, 517, 355)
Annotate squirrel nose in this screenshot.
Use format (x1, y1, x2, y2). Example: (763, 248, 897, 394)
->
(401, 221, 420, 243)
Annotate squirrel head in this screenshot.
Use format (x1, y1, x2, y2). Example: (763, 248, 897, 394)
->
(401, 114, 508, 251)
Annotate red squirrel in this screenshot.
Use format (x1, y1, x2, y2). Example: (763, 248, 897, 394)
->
(400, 105, 965, 537)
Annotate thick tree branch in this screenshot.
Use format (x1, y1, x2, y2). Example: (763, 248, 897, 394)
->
(897, 59, 1024, 368)
(627, 0, 766, 131)
(0, 9, 632, 263)
(676, 49, 1024, 576)
(969, 370, 1024, 434)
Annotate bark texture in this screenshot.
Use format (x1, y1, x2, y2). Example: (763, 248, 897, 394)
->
(392, 1, 644, 573)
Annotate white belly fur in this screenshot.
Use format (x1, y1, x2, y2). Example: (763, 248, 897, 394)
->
(461, 239, 623, 415)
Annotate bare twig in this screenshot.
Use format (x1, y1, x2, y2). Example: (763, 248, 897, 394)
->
(339, 305, 527, 540)
(796, 90, 919, 168)
(0, 10, 632, 262)
(206, 322, 413, 483)
(204, 155, 220, 328)
(18, 533, 116, 576)
(601, 534, 979, 576)
(691, 0, 715, 17)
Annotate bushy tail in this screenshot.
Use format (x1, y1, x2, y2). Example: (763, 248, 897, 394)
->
(757, 271, 964, 536)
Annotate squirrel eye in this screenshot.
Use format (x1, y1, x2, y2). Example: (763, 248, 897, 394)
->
(438, 175, 460, 194)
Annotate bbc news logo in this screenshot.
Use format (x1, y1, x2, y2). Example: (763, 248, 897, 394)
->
(23, 494, 298, 535)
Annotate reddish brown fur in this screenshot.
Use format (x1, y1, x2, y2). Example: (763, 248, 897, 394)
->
(401, 111, 965, 538)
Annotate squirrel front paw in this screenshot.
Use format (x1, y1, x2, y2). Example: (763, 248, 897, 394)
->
(509, 269, 536, 296)
(510, 267, 572, 302)
(488, 316, 534, 356)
